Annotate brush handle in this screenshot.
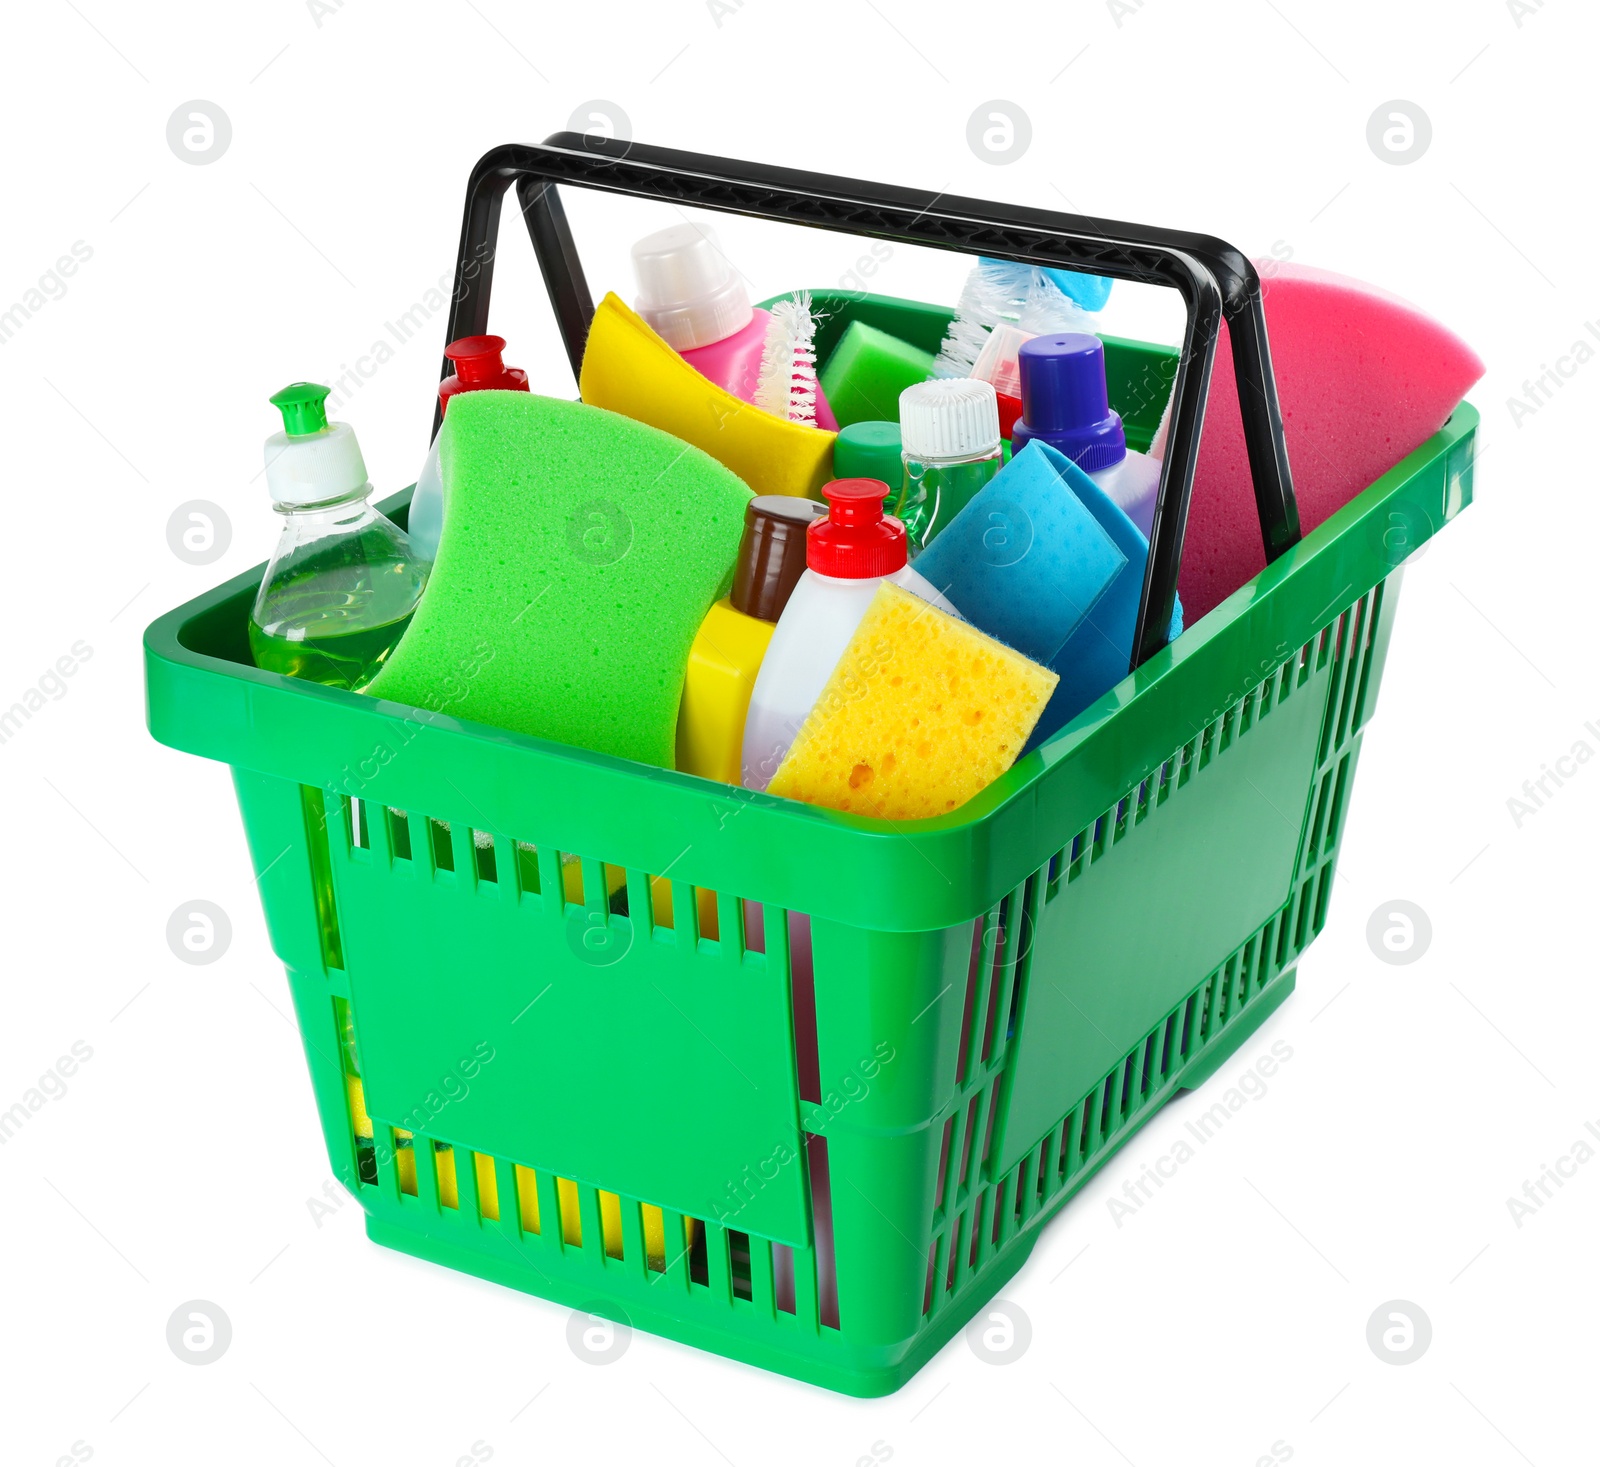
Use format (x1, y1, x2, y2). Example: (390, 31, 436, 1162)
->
(442, 134, 1301, 672)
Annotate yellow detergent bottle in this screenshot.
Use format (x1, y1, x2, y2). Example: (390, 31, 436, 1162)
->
(677, 495, 823, 785)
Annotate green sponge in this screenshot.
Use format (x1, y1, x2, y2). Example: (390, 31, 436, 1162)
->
(819, 321, 936, 428)
(367, 392, 752, 769)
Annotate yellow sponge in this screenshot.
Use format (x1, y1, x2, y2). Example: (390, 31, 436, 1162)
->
(580, 292, 835, 499)
(768, 583, 1058, 820)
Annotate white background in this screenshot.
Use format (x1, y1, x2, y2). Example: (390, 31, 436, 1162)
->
(2, 2, 1594, 1463)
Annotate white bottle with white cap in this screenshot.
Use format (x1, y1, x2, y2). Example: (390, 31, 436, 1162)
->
(896, 378, 1003, 553)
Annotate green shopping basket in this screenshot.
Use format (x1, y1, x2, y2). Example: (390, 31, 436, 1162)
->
(144, 137, 1477, 1396)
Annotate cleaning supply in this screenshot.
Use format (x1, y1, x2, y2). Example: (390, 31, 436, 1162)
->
(833, 420, 903, 487)
(366, 392, 751, 769)
(767, 581, 1057, 821)
(580, 292, 835, 499)
(968, 321, 1031, 439)
(1025, 441, 1184, 749)
(912, 439, 1127, 666)
(630, 224, 837, 429)
(1013, 333, 1162, 539)
(741, 479, 958, 791)
(819, 320, 935, 428)
(408, 335, 530, 562)
(250, 383, 427, 691)
(930, 257, 1106, 381)
(896, 379, 1002, 551)
(754, 291, 838, 430)
(1148, 260, 1485, 619)
(677, 495, 824, 784)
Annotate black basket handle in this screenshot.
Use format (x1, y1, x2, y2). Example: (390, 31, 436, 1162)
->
(440, 134, 1301, 671)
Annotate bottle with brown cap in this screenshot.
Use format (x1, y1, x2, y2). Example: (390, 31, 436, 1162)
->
(675, 495, 825, 784)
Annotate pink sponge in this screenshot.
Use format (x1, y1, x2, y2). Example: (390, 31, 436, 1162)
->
(1152, 261, 1483, 620)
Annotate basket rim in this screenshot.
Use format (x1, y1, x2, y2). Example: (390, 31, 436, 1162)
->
(144, 389, 1475, 929)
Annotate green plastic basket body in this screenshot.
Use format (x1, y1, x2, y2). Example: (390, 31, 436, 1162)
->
(145, 296, 1476, 1396)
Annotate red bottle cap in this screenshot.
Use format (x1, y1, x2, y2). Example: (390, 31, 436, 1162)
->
(995, 390, 1025, 441)
(806, 479, 907, 579)
(439, 335, 530, 413)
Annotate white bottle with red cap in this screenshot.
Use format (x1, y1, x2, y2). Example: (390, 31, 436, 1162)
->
(407, 335, 530, 562)
(740, 479, 958, 792)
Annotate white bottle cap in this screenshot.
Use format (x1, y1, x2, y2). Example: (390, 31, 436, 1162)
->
(630, 222, 753, 351)
(264, 420, 369, 507)
(899, 378, 1001, 460)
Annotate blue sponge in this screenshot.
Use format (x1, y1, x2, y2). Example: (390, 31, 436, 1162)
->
(913, 440, 1126, 667)
(1025, 441, 1184, 748)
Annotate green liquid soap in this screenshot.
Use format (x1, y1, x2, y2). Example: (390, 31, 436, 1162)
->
(253, 381, 429, 693)
(896, 453, 1001, 552)
(250, 559, 422, 691)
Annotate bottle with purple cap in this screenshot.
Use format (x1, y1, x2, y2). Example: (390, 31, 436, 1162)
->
(1012, 333, 1162, 538)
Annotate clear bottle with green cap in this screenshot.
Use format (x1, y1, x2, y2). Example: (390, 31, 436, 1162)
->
(249, 383, 427, 690)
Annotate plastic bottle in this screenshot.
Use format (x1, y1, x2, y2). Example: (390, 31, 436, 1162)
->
(407, 335, 529, 562)
(741, 479, 958, 791)
(631, 223, 836, 429)
(249, 383, 427, 691)
(677, 495, 824, 785)
(895, 378, 1003, 553)
(967, 321, 1032, 440)
(1012, 333, 1162, 538)
(832, 420, 903, 487)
